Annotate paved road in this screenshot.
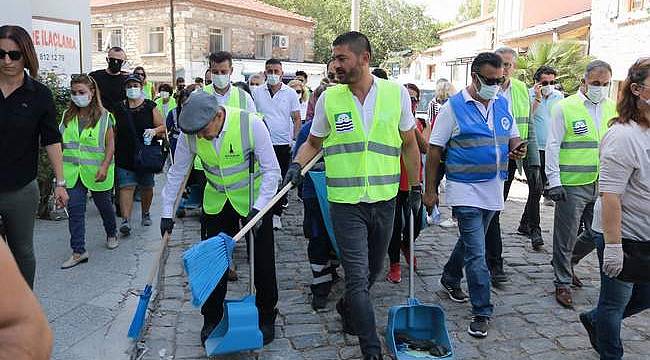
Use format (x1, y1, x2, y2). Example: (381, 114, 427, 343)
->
(34, 180, 165, 360)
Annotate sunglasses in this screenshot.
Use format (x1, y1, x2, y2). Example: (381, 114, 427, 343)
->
(0, 49, 22, 61)
(296, 90, 303, 94)
(327, 73, 336, 80)
(475, 73, 505, 86)
(541, 80, 556, 86)
(70, 73, 97, 85)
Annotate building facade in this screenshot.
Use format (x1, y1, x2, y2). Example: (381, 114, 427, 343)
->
(90, 0, 315, 83)
(590, 0, 650, 94)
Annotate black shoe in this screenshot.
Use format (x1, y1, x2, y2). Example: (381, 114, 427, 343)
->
(579, 312, 599, 353)
(336, 298, 359, 335)
(490, 268, 509, 284)
(260, 308, 278, 345)
(363, 355, 383, 360)
(517, 224, 530, 236)
(119, 220, 131, 236)
(311, 294, 328, 312)
(200, 320, 218, 346)
(439, 278, 469, 303)
(530, 229, 544, 251)
(468, 315, 489, 338)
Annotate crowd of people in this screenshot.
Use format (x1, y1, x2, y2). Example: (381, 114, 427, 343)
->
(0, 22, 649, 360)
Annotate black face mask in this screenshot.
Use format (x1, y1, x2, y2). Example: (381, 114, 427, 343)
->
(107, 58, 124, 73)
(177, 85, 185, 92)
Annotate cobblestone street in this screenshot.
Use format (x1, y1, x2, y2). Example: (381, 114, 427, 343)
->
(138, 181, 650, 360)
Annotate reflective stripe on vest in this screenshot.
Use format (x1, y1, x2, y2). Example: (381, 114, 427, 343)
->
(186, 107, 261, 216)
(510, 78, 530, 140)
(60, 111, 114, 191)
(322, 79, 402, 204)
(445, 92, 512, 183)
(557, 93, 617, 186)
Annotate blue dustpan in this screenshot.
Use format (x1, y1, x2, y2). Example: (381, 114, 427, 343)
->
(205, 295, 263, 355)
(308, 170, 340, 257)
(386, 211, 454, 359)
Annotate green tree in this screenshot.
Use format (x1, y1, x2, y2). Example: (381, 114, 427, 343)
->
(262, 0, 444, 65)
(456, 0, 495, 22)
(515, 41, 593, 95)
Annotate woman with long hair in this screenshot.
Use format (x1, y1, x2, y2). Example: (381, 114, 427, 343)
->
(579, 57, 650, 360)
(0, 25, 69, 286)
(60, 75, 118, 268)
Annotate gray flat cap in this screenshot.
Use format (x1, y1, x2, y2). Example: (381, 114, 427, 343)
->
(178, 91, 220, 134)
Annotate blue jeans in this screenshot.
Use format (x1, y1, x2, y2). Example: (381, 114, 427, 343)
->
(68, 181, 117, 253)
(585, 232, 650, 360)
(441, 206, 495, 317)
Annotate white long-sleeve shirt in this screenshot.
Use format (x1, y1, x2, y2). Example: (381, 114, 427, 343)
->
(161, 110, 281, 218)
(209, 84, 257, 114)
(545, 90, 606, 188)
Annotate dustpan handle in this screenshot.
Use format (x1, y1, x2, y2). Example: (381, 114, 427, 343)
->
(248, 150, 256, 295)
(409, 209, 415, 300)
(232, 151, 324, 242)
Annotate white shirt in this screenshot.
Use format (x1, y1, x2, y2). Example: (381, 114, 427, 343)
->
(429, 89, 520, 211)
(209, 84, 257, 114)
(298, 101, 308, 121)
(545, 90, 606, 188)
(252, 83, 301, 145)
(310, 76, 416, 137)
(161, 109, 281, 217)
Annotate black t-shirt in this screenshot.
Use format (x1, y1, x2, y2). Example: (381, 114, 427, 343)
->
(0, 74, 61, 192)
(89, 69, 128, 114)
(114, 99, 156, 170)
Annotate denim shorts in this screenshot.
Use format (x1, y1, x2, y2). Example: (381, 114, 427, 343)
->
(116, 167, 155, 189)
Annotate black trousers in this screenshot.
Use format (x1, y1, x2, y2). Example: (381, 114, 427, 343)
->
(200, 201, 278, 325)
(485, 159, 517, 271)
(387, 191, 423, 264)
(303, 197, 337, 297)
(272, 145, 291, 216)
(519, 150, 547, 233)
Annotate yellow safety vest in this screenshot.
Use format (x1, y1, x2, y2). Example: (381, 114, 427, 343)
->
(155, 97, 177, 118)
(557, 93, 617, 186)
(322, 79, 402, 204)
(510, 78, 530, 140)
(60, 111, 115, 191)
(186, 107, 261, 216)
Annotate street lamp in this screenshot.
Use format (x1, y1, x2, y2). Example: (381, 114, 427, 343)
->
(351, 0, 360, 31)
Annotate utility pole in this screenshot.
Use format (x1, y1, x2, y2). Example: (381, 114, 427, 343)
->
(351, 0, 360, 31)
(170, 0, 177, 84)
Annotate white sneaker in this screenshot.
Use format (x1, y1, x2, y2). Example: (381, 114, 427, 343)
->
(106, 236, 119, 249)
(273, 215, 282, 230)
(61, 252, 89, 269)
(439, 218, 458, 228)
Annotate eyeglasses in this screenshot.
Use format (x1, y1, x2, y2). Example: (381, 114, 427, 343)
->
(0, 49, 22, 61)
(541, 80, 556, 86)
(327, 73, 336, 80)
(502, 62, 513, 69)
(474, 73, 505, 86)
(296, 90, 303, 94)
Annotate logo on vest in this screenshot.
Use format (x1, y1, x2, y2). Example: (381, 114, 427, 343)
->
(572, 120, 589, 136)
(500, 117, 511, 131)
(334, 112, 354, 133)
(224, 143, 239, 159)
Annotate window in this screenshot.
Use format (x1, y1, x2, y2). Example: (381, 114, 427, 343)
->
(209, 28, 223, 53)
(94, 29, 103, 51)
(290, 38, 304, 61)
(109, 29, 122, 49)
(255, 34, 266, 58)
(148, 27, 164, 54)
(630, 0, 644, 11)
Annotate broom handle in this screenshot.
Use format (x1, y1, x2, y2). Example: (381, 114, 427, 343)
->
(233, 151, 323, 242)
(144, 162, 192, 286)
(248, 151, 256, 295)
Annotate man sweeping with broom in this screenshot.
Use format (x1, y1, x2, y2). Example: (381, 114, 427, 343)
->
(287, 31, 422, 360)
(160, 91, 281, 345)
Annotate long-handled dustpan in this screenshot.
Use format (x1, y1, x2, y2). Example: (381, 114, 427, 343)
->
(205, 148, 263, 355)
(386, 209, 454, 359)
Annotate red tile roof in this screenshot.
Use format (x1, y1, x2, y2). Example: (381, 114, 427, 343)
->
(90, 0, 314, 24)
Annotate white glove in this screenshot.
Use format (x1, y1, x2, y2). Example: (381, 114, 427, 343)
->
(143, 128, 157, 138)
(602, 243, 624, 278)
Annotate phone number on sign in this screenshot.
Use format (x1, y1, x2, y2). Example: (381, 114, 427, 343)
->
(39, 53, 65, 62)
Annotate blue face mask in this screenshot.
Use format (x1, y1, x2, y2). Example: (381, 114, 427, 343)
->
(476, 77, 500, 100)
(126, 87, 142, 99)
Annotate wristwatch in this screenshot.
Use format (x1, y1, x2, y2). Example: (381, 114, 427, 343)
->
(56, 179, 66, 188)
(410, 184, 422, 192)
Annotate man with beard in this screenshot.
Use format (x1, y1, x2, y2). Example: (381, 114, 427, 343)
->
(287, 31, 421, 360)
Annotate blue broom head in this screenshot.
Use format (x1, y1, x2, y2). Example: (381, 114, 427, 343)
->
(183, 233, 236, 307)
(127, 284, 153, 339)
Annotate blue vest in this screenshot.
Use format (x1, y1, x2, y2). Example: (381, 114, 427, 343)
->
(445, 92, 511, 183)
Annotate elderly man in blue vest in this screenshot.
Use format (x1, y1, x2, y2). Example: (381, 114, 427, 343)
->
(423, 52, 527, 338)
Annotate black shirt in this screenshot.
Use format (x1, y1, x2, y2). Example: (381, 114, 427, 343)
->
(114, 100, 156, 171)
(89, 69, 128, 114)
(0, 74, 61, 192)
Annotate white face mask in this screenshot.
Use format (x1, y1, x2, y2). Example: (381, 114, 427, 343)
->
(476, 77, 500, 100)
(586, 84, 608, 103)
(159, 91, 170, 99)
(126, 87, 142, 100)
(213, 74, 230, 89)
(266, 74, 281, 86)
(71, 94, 91, 108)
(541, 85, 554, 97)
